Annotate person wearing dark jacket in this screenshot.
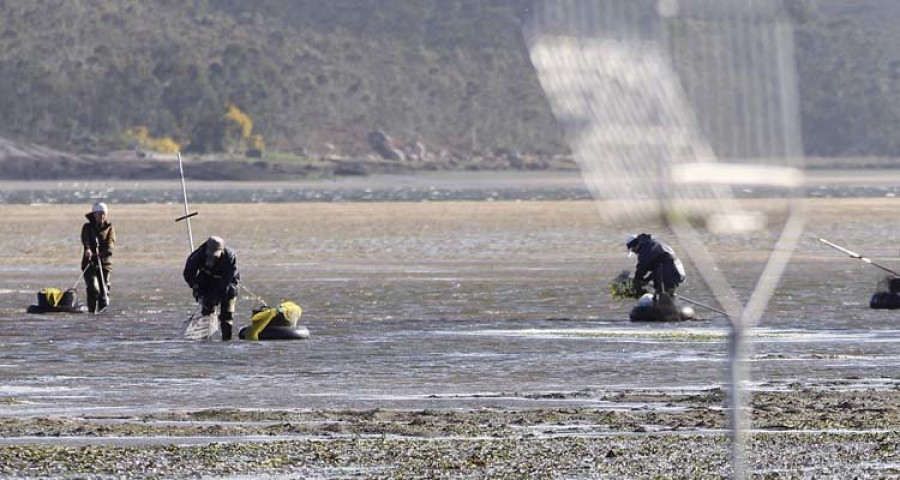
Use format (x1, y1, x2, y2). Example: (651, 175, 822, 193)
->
(81, 202, 115, 313)
(627, 233, 685, 295)
(183, 236, 241, 341)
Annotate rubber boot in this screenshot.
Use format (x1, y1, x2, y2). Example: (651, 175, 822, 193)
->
(98, 270, 111, 312)
(85, 279, 98, 314)
(86, 290, 97, 314)
(655, 292, 680, 322)
(220, 313, 233, 341)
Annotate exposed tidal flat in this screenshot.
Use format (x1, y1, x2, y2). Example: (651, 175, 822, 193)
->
(1, 175, 900, 478)
(1, 388, 900, 479)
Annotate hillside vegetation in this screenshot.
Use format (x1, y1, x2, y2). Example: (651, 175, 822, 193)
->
(0, 0, 897, 161)
(794, 0, 900, 156)
(0, 0, 554, 158)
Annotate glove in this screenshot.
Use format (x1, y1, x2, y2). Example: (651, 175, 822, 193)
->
(225, 284, 237, 298)
(190, 284, 200, 301)
(631, 279, 647, 298)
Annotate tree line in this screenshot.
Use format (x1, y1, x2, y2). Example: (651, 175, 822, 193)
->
(0, 0, 895, 159)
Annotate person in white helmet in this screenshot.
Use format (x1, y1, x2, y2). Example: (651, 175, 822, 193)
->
(81, 202, 115, 313)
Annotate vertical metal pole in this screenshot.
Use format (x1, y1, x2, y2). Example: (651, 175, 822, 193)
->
(177, 151, 195, 252)
(728, 321, 748, 480)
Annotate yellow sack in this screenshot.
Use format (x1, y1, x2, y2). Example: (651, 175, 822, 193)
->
(38, 288, 64, 307)
(246, 301, 303, 341)
(279, 301, 302, 326)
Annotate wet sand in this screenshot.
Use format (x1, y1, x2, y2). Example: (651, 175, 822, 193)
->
(2, 197, 900, 478)
(1, 388, 899, 478)
(1, 196, 897, 262)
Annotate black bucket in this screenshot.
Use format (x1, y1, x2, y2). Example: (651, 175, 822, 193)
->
(871, 291, 900, 310)
(59, 289, 78, 308)
(629, 293, 694, 322)
(37, 291, 53, 308)
(889, 277, 900, 294)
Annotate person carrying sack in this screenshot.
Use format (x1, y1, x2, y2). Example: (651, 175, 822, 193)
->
(81, 202, 115, 313)
(183, 236, 241, 341)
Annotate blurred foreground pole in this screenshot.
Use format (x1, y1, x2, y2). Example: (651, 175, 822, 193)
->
(525, 1, 806, 478)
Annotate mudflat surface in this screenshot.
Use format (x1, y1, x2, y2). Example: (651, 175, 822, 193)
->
(0, 196, 898, 478)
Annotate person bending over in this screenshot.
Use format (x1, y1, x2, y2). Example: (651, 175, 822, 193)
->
(183, 236, 241, 341)
(626, 233, 685, 295)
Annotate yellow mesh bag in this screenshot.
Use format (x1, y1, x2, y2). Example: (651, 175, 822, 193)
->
(38, 288, 63, 307)
(246, 301, 303, 341)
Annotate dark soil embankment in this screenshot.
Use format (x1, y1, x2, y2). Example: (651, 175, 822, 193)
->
(0, 136, 575, 181)
(0, 154, 509, 181)
(0, 135, 414, 180)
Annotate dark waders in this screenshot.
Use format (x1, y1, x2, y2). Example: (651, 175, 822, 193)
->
(643, 265, 680, 322)
(654, 290, 680, 322)
(200, 294, 236, 341)
(86, 237, 110, 314)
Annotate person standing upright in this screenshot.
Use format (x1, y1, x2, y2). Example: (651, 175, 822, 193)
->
(81, 202, 115, 313)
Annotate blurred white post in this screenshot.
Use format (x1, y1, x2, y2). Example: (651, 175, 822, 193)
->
(525, 2, 806, 479)
(176, 151, 195, 253)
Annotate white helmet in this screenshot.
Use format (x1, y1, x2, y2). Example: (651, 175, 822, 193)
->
(91, 202, 109, 214)
(626, 233, 638, 257)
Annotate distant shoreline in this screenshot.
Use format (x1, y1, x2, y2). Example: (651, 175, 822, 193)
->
(0, 171, 591, 205)
(6, 149, 900, 182)
(0, 151, 578, 182)
(0, 170, 585, 190)
(3, 168, 900, 205)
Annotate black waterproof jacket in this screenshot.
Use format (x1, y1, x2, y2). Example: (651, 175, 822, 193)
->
(632, 233, 685, 294)
(183, 241, 240, 303)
